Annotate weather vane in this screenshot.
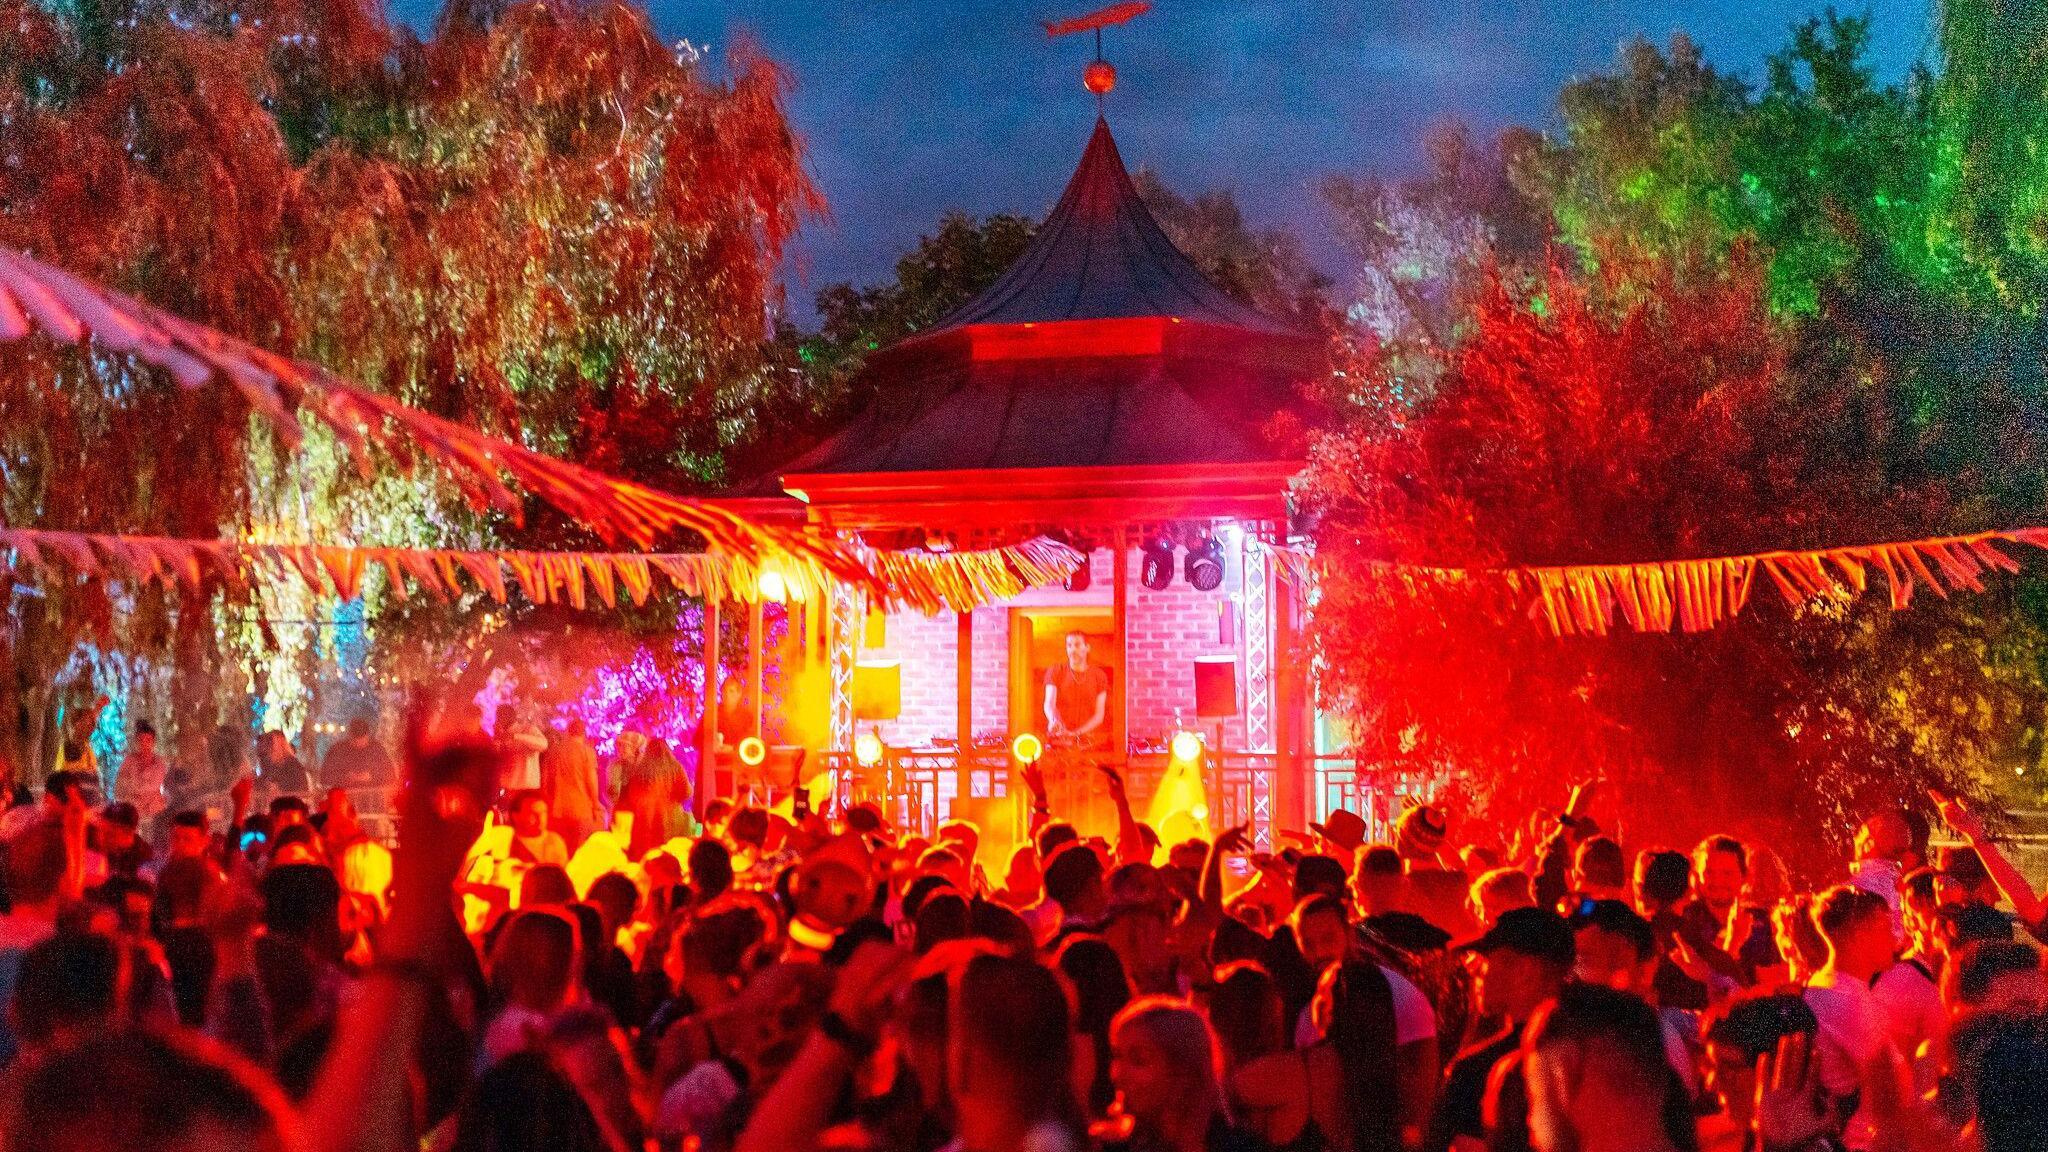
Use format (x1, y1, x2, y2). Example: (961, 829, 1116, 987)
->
(1044, 1, 1151, 106)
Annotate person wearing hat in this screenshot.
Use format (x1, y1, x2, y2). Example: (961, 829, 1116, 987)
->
(1398, 804, 1477, 939)
(1424, 908, 1575, 1152)
(1308, 808, 1367, 867)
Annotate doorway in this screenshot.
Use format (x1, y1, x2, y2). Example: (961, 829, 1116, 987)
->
(1008, 607, 1116, 740)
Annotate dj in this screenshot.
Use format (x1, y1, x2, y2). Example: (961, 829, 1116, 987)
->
(1043, 630, 1111, 750)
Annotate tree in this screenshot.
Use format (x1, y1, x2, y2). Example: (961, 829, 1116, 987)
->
(1320, 121, 1550, 416)
(1130, 171, 1331, 332)
(0, 0, 821, 769)
(1302, 258, 2046, 873)
(786, 211, 1038, 428)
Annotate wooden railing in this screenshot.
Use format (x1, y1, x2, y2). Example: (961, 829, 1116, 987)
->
(727, 747, 1441, 850)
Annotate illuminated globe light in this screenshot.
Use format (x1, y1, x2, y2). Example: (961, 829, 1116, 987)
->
(737, 736, 767, 767)
(757, 569, 789, 603)
(1012, 732, 1044, 765)
(1170, 730, 1203, 762)
(854, 731, 885, 767)
(1190, 804, 1209, 823)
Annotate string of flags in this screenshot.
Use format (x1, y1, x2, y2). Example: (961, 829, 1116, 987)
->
(1355, 528, 2048, 637)
(0, 527, 1083, 616)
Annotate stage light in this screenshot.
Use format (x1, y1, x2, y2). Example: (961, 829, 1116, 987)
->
(1012, 732, 1043, 765)
(757, 570, 788, 603)
(1170, 730, 1203, 762)
(1065, 553, 1092, 592)
(1141, 538, 1175, 591)
(854, 731, 884, 767)
(1185, 538, 1225, 591)
(737, 736, 767, 766)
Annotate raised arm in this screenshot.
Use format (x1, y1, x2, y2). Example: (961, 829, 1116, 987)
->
(736, 942, 912, 1152)
(304, 708, 497, 1152)
(1101, 764, 1145, 865)
(1022, 759, 1051, 841)
(1201, 823, 1251, 916)
(1934, 791, 2048, 932)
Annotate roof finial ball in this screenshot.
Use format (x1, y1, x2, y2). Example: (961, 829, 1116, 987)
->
(1045, 2, 1149, 106)
(1083, 58, 1117, 95)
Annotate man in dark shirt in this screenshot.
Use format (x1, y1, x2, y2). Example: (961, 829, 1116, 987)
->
(1678, 834, 1783, 988)
(319, 717, 394, 790)
(1425, 907, 1574, 1152)
(1043, 631, 1110, 749)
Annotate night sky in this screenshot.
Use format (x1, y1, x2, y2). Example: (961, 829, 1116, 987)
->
(393, 0, 1935, 315)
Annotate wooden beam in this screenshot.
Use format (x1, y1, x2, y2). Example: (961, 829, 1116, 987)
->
(956, 609, 973, 811)
(1111, 528, 1129, 761)
(747, 599, 765, 739)
(1272, 571, 1306, 836)
(698, 595, 722, 817)
(956, 610, 974, 748)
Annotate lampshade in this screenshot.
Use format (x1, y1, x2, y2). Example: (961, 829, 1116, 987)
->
(1193, 655, 1238, 719)
(854, 659, 901, 721)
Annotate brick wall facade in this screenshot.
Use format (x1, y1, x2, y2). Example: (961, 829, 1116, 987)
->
(857, 537, 1260, 752)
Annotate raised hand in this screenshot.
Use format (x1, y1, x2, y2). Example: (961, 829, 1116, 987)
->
(1931, 789, 1986, 841)
(1754, 1033, 1831, 1149)
(1215, 822, 1252, 855)
(1096, 762, 1126, 798)
(1021, 760, 1048, 801)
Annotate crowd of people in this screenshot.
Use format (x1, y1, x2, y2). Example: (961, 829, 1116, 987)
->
(1, 706, 2047, 1152)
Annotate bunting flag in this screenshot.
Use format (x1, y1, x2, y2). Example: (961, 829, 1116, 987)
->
(863, 536, 1085, 614)
(0, 528, 1083, 614)
(0, 247, 872, 590)
(1354, 528, 2048, 637)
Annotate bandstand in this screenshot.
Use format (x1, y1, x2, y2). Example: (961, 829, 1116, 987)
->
(709, 110, 1347, 856)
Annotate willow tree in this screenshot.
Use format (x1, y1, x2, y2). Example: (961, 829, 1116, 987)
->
(0, 0, 820, 772)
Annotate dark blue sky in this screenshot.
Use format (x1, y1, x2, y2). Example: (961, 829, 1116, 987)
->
(395, 1, 1934, 314)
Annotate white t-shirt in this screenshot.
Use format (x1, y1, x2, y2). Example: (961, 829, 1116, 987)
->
(1294, 965, 1438, 1048)
(1805, 969, 1892, 1150)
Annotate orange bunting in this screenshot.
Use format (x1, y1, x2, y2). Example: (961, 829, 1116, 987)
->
(1361, 528, 2048, 637)
(0, 247, 878, 595)
(0, 529, 1084, 616)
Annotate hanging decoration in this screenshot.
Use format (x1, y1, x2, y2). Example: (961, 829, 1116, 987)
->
(0, 528, 1083, 614)
(1346, 528, 2048, 637)
(0, 246, 864, 584)
(864, 536, 1085, 613)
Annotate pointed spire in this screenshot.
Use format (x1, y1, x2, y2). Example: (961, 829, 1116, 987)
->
(922, 118, 1300, 337)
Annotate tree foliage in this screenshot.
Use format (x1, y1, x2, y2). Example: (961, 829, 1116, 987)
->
(1307, 4, 2048, 864)
(0, 0, 821, 766)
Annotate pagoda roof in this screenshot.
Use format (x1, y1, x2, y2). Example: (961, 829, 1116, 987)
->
(771, 116, 1321, 508)
(917, 117, 1301, 338)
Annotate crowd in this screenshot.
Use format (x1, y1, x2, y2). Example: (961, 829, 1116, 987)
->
(0, 706, 2046, 1152)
